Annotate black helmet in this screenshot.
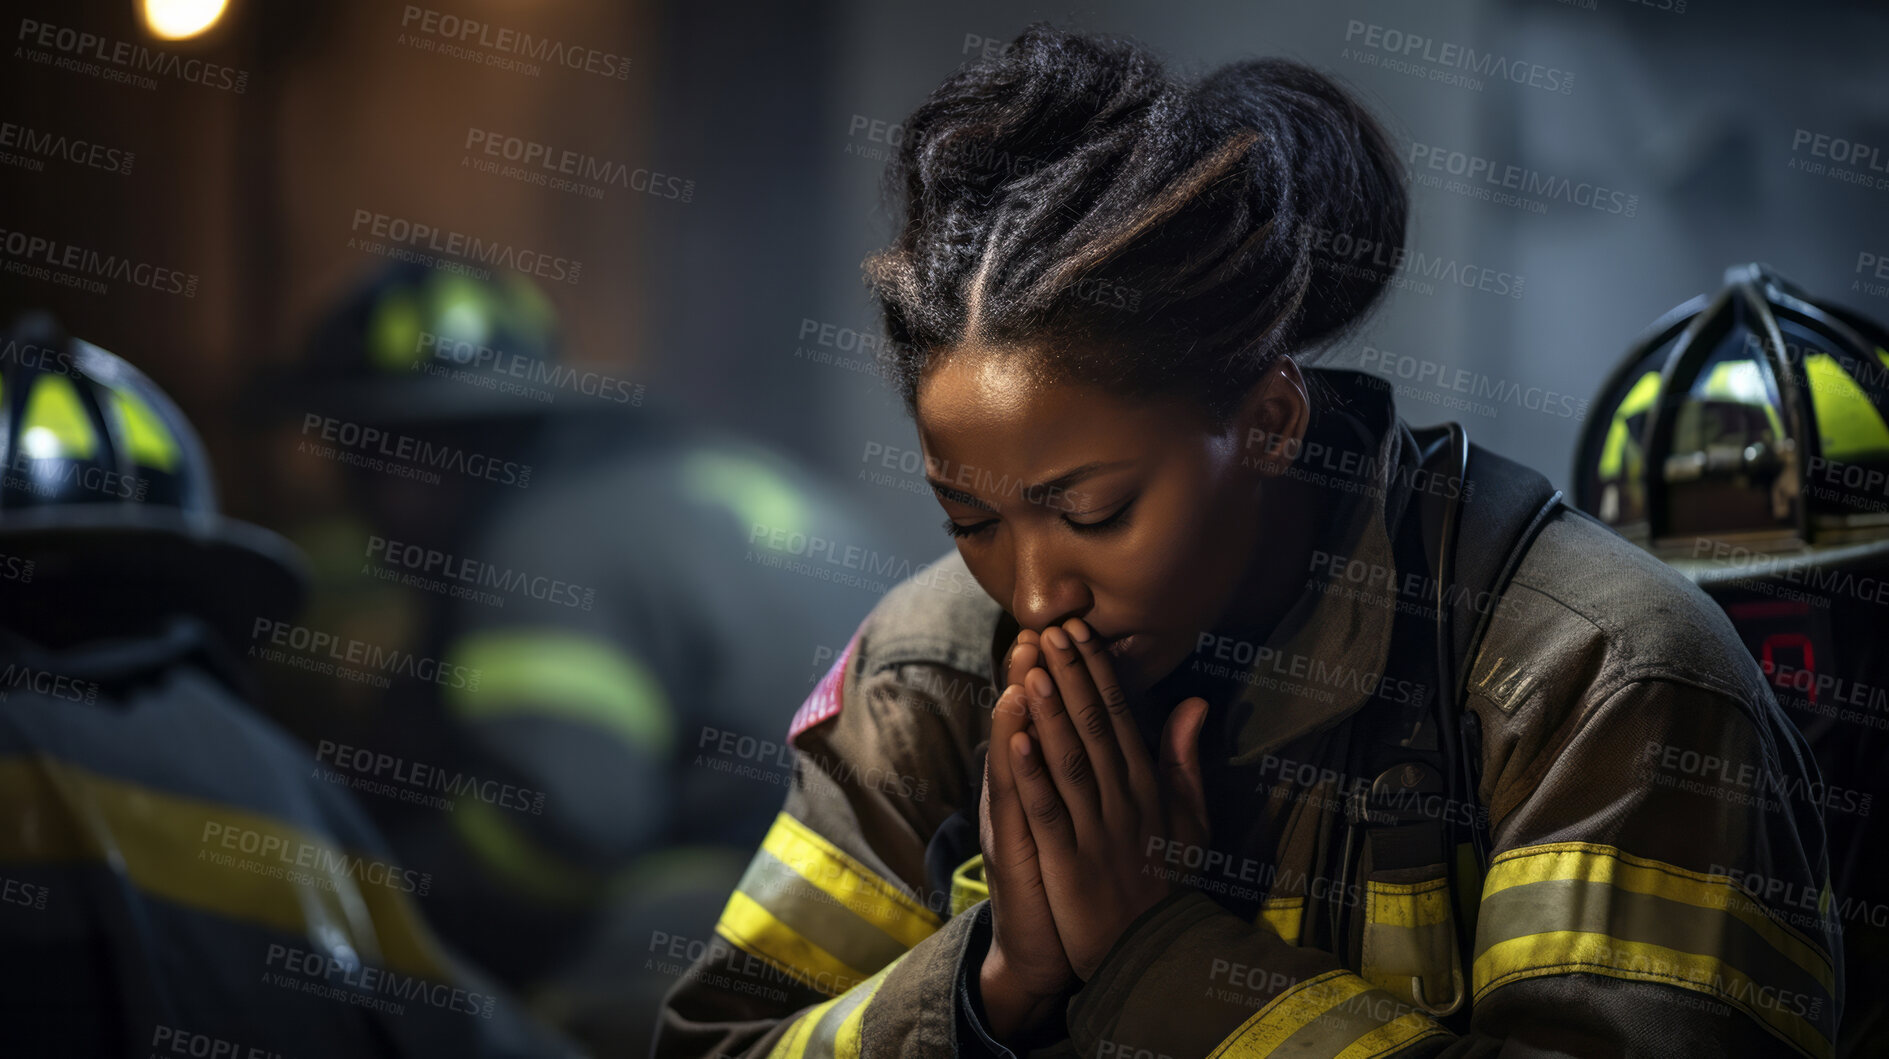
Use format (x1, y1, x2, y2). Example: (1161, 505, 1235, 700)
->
(0, 312, 306, 648)
(294, 260, 564, 425)
(1575, 262, 1889, 557)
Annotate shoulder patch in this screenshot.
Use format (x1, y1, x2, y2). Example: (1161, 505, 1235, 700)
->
(789, 630, 857, 741)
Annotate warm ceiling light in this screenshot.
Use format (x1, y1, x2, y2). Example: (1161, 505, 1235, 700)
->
(140, 0, 230, 41)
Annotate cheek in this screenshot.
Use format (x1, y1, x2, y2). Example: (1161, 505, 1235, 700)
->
(1119, 472, 1249, 618)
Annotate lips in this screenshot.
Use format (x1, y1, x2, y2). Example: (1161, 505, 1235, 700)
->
(1101, 632, 1138, 659)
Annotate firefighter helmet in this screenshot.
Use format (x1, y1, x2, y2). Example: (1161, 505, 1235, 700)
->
(297, 259, 563, 424)
(0, 311, 306, 646)
(1576, 262, 1889, 556)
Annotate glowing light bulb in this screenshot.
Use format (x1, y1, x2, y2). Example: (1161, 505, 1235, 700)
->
(140, 0, 230, 41)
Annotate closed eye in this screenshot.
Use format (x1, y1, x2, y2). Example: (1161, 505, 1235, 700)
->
(1066, 496, 1135, 535)
(942, 517, 996, 539)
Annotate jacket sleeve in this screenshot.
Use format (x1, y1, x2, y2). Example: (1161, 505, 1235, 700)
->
(651, 632, 997, 1059)
(1057, 673, 1843, 1059)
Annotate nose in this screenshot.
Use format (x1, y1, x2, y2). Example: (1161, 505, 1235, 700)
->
(1009, 532, 1092, 632)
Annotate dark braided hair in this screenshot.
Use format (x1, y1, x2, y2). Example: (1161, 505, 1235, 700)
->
(863, 21, 1408, 425)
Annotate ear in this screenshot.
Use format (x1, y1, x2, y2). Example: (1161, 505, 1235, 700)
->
(1232, 356, 1311, 478)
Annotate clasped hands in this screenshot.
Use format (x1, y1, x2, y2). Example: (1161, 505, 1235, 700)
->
(975, 619, 1212, 1043)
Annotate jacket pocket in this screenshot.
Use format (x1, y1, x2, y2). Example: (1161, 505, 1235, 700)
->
(1360, 868, 1465, 1015)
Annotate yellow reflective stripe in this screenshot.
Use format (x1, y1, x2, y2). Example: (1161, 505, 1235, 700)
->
(950, 853, 988, 917)
(766, 994, 833, 1059)
(1806, 352, 1889, 460)
(1476, 843, 1836, 1059)
(1210, 970, 1443, 1058)
(761, 813, 941, 948)
(1335, 1012, 1450, 1059)
(1480, 842, 1834, 992)
(452, 795, 599, 906)
(445, 630, 675, 756)
(1599, 370, 1662, 478)
(1256, 897, 1303, 945)
(20, 372, 97, 459)
(683, 449, 809, 541)
(830, 967, 886, 1059)
(369, 288, 425, 373)
(1477, 932, 1829, 1059)
(719, 890, 870, 997)
(801, 950, 904, 1058)
(106, 388, 180, 471)
(0, 755, 451, 981)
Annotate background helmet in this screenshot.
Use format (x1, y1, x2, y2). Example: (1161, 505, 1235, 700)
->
(294, 260, 563, 426)
(0, 311, 306, 648)
(1576, 262, 1889, 554)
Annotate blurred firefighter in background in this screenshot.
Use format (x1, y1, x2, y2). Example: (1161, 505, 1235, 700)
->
(1577, 263, 1889, 1057)
(268, 261, 899, 1054)
(0, 311, 579, 1057)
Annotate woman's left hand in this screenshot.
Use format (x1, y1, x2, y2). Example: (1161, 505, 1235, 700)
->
(1004, 617, 1213, 981)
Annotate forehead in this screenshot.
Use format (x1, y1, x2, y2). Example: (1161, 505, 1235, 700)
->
(914, 349, 1190, 477)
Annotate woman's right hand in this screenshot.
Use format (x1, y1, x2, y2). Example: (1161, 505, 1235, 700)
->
(977, 629, 1075, 1042)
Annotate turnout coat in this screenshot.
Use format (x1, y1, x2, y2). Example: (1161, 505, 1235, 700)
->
(652, 372, 1843, 1059)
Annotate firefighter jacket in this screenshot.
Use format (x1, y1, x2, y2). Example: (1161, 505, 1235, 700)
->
(0, 616, 582, 1058)
(651, 370, 1844, 1059)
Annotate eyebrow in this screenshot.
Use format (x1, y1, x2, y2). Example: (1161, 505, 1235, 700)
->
(926, 460, 1133, 511)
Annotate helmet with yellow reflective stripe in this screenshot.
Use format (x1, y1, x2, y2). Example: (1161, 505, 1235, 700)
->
(295, 260, 562, 425)
(0, 311, 306, 648)
(1574, 263, 1889, 557)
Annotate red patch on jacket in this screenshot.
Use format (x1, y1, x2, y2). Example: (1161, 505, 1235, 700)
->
(789, 630, 859, 740)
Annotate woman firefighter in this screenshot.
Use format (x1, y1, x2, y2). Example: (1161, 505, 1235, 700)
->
(653, 22, 1842, 1059)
